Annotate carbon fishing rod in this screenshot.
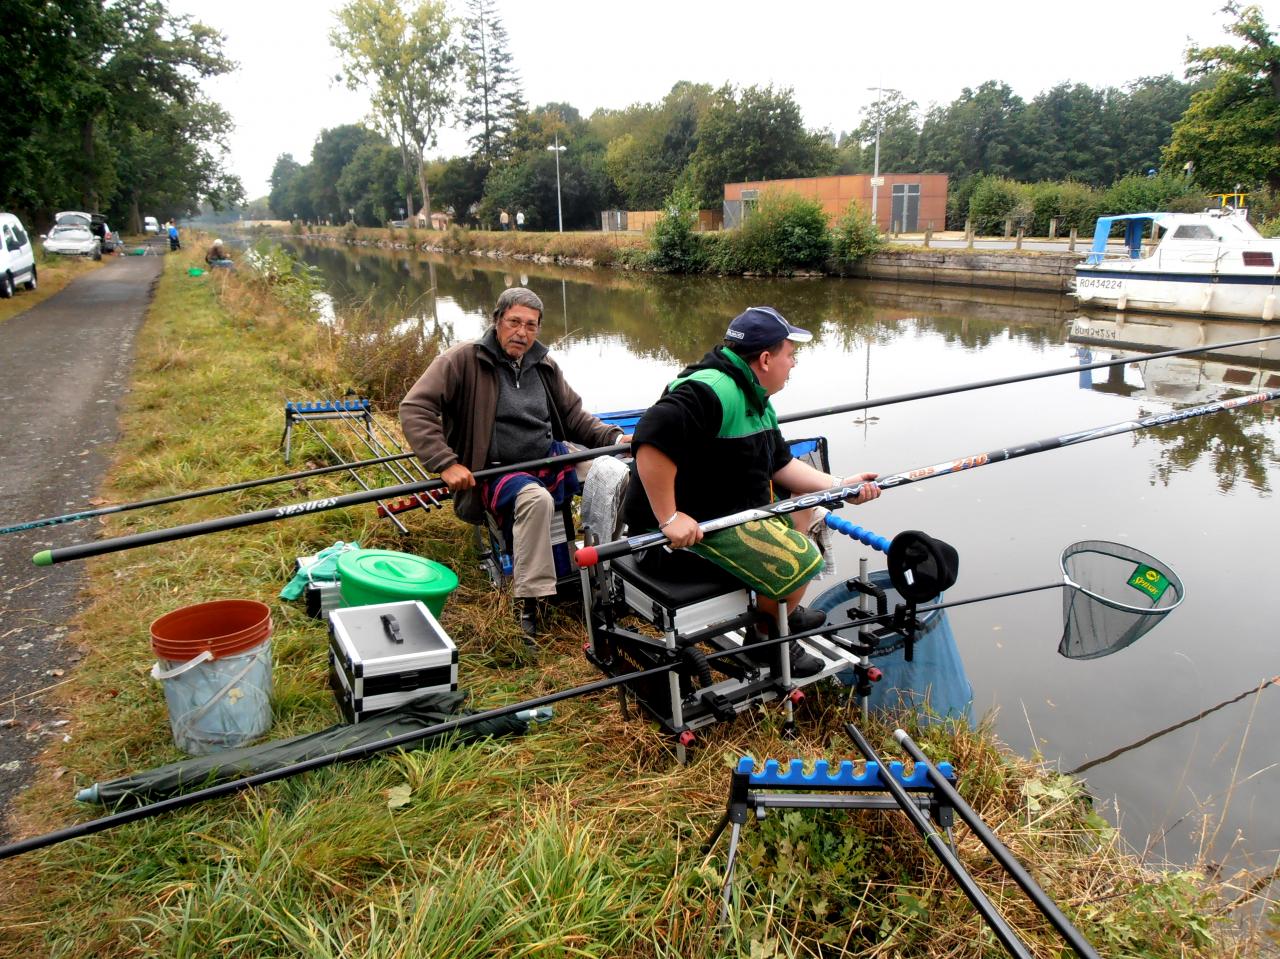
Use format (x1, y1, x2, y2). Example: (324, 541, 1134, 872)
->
(775, 329, 1280, 426)
(32, 442, 626, 566)
(0, 614, 849, 861)
(9, 332, 1278, 540)
(575, 386, 1280, 567)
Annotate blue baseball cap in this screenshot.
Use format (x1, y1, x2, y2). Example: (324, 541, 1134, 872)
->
(724, 306, 813, 352)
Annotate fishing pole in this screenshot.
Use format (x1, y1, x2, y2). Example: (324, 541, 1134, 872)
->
(775, 329, 1280, 425)
(32, 442, 627, 566)
(8, 332, 1278, 539)
(575, 386, 1280, 567)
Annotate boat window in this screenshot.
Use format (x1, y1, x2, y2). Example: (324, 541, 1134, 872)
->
(1171, 224, 1216, 240)
(1243, 251, 1274, 267)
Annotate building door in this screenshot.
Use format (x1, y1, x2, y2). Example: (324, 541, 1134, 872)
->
(891, 183, 920, 232)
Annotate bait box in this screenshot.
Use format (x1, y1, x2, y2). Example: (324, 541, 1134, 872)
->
(328, 600, 458, 723)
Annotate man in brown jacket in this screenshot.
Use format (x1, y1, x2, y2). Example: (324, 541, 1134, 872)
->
(400, 287, 625, 640)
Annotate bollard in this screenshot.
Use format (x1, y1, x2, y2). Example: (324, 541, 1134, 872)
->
(1048, 217, 1059, 240)
(1068, 228, 1077, 253)
(1015, 228, 1023, 250)
(923, 228, 932, 248)
(1003, 218, 1012, 239)
(965, 219, 974, 249)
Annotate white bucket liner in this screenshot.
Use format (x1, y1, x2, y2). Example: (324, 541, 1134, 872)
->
(151, 639, 274, 755)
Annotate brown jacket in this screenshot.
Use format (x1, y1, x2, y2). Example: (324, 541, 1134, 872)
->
(400, 331, 623, 524)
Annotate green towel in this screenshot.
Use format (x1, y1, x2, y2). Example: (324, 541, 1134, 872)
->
(280, 541, 360, 600)
(691, 517, 822, 600)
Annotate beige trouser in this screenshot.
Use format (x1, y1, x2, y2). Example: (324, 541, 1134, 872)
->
(511, 484, 557, 598)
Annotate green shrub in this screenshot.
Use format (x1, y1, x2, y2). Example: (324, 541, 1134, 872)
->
(1099, 174, 1206, 216)
(289, 219, 303, 236)
(731, 190, 831, 273)
(831, 201, 883, 262)
(968, 176, 1031, 235)
(243, 240, 322, 319)
(649, 185, 705, 273)
(341, 221, 358, 242)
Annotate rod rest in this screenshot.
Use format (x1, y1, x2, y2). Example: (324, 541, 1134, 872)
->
(285, 399, 371, 414)
(737, 756, 955, 790)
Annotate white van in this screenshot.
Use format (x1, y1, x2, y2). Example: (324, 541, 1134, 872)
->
(0, 212, 37, 298)
(144, 216, 160, 234)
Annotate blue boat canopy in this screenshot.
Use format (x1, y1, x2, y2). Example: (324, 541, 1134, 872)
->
(1087, 212, 1172, 264)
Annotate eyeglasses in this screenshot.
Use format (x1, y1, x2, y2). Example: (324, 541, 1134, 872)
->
(501, 317, 540, 333)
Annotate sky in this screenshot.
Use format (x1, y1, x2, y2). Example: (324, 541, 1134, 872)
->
(165, 0, 1279, 199)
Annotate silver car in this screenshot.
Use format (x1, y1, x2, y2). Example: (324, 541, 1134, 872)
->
(43, 212, 102, 260)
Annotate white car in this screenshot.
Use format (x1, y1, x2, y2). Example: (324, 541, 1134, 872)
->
(0, 212, 38, 298)
(43, 218, 101, 259)
(144, 216, 160, 234)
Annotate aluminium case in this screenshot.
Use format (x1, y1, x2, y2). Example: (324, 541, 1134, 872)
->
(328, 600, 458, 722)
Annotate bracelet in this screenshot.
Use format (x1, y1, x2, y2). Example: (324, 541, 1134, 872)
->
(658, 511, 680, 530)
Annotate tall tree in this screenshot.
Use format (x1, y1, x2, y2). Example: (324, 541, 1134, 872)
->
(1165, 2, 1280, 192)
(686, 85, 836, 208)
(917, 81, 1026, 179)
(309, 124, 384, 223)
(836, 90, 920, 175)
(458, 0, 525, 165)
(337, 142, 406, 225)
(331, 0, 461, 226)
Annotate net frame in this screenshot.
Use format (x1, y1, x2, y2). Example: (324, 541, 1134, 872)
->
(1058, 540, 1184, 660)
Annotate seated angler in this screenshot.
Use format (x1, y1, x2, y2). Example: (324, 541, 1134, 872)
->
(400, 287, 627, 642)
(622, 306, 881, 677)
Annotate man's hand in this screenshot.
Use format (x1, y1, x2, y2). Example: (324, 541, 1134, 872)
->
(661, 511, 703, 549)
(841, 472, 881, 505)
(440, 463, 475, 492)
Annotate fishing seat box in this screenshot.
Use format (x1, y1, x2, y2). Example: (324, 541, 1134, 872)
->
(327, 600, 458, 723)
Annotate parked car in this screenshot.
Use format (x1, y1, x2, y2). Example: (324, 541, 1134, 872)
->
(44, 213, 101, 260)
(0, 212, 38, 298)
(144, 216, 160, 234)
(53, 211, 115, 254)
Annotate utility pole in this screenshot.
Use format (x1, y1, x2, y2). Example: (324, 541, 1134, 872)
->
(547, 133, 566, 233)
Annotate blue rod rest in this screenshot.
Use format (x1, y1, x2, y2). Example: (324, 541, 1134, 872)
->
(823, 512, 892, 553)
(736, 756, 954, 790)
(285, 399, 371, 414)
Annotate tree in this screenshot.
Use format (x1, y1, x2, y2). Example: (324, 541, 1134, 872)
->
(1019, 83, 1113, 183)
(686, 85, 836, 208)
(836, 90, 919, 175)
(309, 124, 384, 223)
(337, 142, 405, 225)
(1165, 3, 1280, 192)
(458, 0, 525, 165)
(268, 154, 311, 220)
(917, 81, 1026, 179)
(331, 0, 461, 227)
(428, 155, 488, 224)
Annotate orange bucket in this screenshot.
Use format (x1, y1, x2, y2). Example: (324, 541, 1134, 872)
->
(150, 599, 272, 660)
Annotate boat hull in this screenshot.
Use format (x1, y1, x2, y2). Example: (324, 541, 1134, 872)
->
(1074, 267, 1280, 321)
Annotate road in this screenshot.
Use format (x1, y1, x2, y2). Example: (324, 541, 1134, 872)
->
(0, 252, 164, 840)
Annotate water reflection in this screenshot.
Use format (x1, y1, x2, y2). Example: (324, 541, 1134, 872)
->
(289, 238, 1280, 871)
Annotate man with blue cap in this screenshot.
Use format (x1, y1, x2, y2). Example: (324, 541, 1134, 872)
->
(622, 306, 880, 677)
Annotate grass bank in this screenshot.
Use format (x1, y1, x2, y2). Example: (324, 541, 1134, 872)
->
(0, 253, 104, 325)
(0, 242, 1272, 957)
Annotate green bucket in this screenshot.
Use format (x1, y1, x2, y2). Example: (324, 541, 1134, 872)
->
(337, 549, 459, 617)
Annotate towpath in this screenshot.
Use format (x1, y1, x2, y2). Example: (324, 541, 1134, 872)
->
(0, 252, 164, 840)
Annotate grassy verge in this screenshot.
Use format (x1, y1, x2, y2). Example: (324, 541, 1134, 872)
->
(0, 243, 1272, 957)
(0, 253, 104, 325)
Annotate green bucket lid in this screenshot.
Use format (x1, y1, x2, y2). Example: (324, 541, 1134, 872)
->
(337, 549, 459, 606)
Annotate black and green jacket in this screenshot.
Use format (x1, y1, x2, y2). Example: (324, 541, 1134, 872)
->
(623, 346, 793, 530)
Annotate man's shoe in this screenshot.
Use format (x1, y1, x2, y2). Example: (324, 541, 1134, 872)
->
(787, 605, 827, 634)
(743, 630, 826, 679)
(517, 598, 538, 645)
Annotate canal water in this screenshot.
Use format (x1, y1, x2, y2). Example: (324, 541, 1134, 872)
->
(292, 239, 1280, 874)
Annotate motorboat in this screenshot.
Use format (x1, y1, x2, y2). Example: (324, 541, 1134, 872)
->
(1073, 208, 1280, 320)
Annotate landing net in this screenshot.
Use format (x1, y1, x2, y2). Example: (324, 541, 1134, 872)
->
(1059, 540, 1184, 660)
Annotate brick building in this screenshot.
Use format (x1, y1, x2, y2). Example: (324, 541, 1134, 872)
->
(724, 173, 948, 232)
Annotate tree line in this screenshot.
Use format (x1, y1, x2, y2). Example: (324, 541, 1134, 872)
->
(264, 2, 1279, 232)
(2, 0, 243, 232)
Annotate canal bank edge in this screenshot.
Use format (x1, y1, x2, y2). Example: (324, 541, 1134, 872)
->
(273, 225, 1083, 293)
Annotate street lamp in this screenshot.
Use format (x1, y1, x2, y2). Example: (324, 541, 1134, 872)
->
(866, 83, 900, 230)
(547, 133, 566, 233)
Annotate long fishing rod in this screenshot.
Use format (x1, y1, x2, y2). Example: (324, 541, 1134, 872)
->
(31, 443, 625, 566)
(9, 332, 1279, 539)
(775, 329, 1280, 425)
(576, 386, 1280, 567)
(0, 614, 852, 860)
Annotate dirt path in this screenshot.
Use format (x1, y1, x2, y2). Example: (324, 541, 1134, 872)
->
(0, 253, 164, 839)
